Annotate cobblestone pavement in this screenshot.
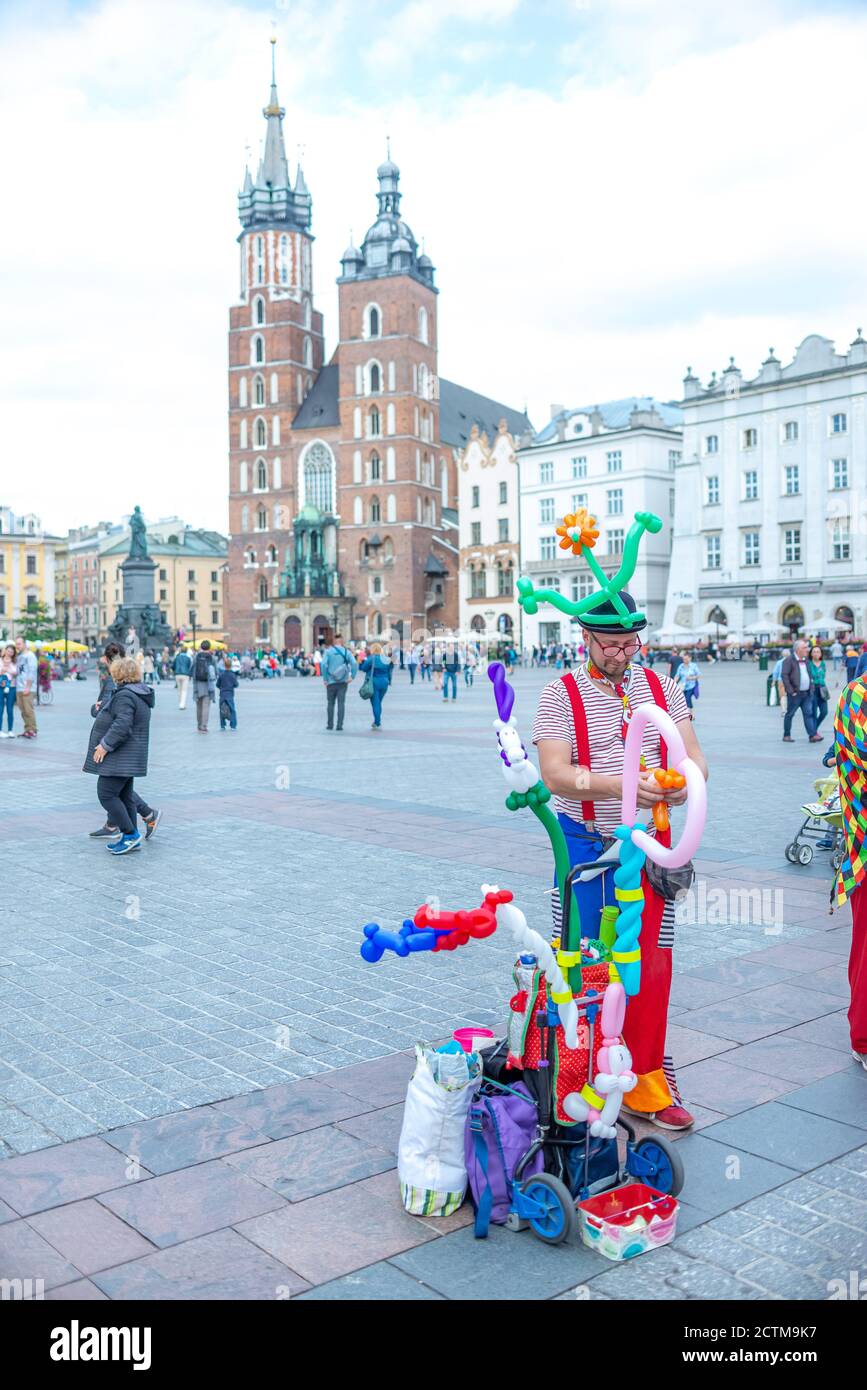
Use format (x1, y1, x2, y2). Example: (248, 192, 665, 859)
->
(1, 659, 864, 1299)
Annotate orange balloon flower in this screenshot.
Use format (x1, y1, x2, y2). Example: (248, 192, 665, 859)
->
(556, 509, 600, 556)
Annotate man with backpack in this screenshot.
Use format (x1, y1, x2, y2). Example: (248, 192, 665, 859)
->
(191, 640, 217, 733)
(321, 632, 357, 731)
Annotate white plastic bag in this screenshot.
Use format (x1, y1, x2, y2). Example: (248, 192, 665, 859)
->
(398, 1043, 481, 1217)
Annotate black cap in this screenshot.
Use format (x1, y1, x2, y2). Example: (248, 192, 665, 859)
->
(580, 591, 647, 634)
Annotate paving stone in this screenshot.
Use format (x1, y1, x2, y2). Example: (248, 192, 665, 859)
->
(737, 1256, 829, 1300)
(677, 1057, 798, 1115)
(97, 1158, 285, 1247)
(221, 1125, 395, 1201)
(102, 1106, 270, 1176)
(0, 1218, 82, 1291)
(294, 1261, 445, 1300)
(673, 1135, 798, 1217)
(90, 1228, 310, 1300)
(731, 1035, 851, 1084)
(778, 1069, 867, 1129)
(212, 1078, 372, 1140)
(392, 1223, 603, 1300)
(0, 1137, 149, 1216)
(28, 1198, 156, 1275)
(677, 1000, 802, 1045)
(699, 1103, 866, 1172)
(44, 1279, 110, 1300)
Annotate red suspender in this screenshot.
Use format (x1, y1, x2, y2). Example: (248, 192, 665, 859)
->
(562, 672, 596, 824)
(562, 667, 673, 844)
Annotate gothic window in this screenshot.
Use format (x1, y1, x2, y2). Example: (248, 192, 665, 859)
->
(255, 417, 267, 447)
(245, 548, 255, 565)
(369, 362, 381, 394)
(256, 459, 268, 490)
(253, 296, 265, 325)
(238, 377, 247, 407)
(252, 335, 265, 364)
(382, 537, 394, 560)
(253, 374, 265, 405)
(370, 496, 381, 523)
(258, 578, 269, 602)
(254, 236, 264, 285)
(259, 618, 269, 638)
(365, 304, 381, 338)
(370, 452, 381, 481)
(369, 406, 381, 438)
(268, 544, 277, 564)
(279, 235, 289, 285)
(256, 507, 267, 530)
(418, 306, 429, 343)
(303, 336, 312, 368)
(301, 440, 335, 513)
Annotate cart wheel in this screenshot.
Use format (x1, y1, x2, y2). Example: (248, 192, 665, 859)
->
(797, 844, 813, 865)
(520, 1172, 576, 1245)
(832, 847, 844, 872)
(784, 842, 798, 863)
(633, 1135, 685, 1198)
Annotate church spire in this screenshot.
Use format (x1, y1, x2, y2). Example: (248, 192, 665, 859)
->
(257, 36, 290, 190)
(238, 40, 311, 232)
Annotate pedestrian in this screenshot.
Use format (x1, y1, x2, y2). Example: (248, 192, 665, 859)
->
(431, 646, 444, 692)
(830, 638, 843, 674)
(464, 646, 477, 687)
(321, 631, 357, 731)
(809, 643, 829, 733)
(533, 590, 708, 1131)
(856, 643, 867, 681)
(407, 645, 419, 685)
(667, 647, 680, 679)
(846, 646, 859, 682)
(191, 640, 217, 732)
(443, 646, 460, 702)
(88, 643, 162, 841)
(142, 650, 155, 685)
(173, 645, 192, 707)
(0, 644, 17, 737)
(83, 656, 155, 855)
(14, 637, 37, 739)
(217, 657, 240, 730)
(673, 649, 700, 711)
(781, 639, 823, 742)
(360, 641, 392, 731)
(829, 678, 867, 1073)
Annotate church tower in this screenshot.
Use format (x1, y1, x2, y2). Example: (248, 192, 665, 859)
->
(226, 40, 326, 647)
(336, 157, 456, 641)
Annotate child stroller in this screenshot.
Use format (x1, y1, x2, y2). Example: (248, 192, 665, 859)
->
(479, 859, 684, 1246)
(784, 774, 845, 871)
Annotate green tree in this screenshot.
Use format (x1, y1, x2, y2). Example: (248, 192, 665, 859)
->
(17, 601, 61, 643)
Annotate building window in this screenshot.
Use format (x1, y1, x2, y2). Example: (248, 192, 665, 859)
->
(743, 427, 758, 449)
(470, 521, 481, 545)
(540, 461, 553, 484)
(497, 565, 513, 596)
(743, 469, 759, 501)
(572, 492, 588, 513)
(705, 434, 719, 455)
(607, 488, 623, 516)
(418, 306, 429, 343)
(188, 589, 196, 601)
(831, 520, 851, 560)
(471, 486, 479, 508)
(368, 406, 381, 438)
(498, 481, 507, 504)
(302, 440, 335, 512)
(26, 554, 37, 574)
(253, 374, 265, 405)
(831, 412, 848, 435)
(606, 451, 622, 473)
(668, 450, 681, 469)
(498, 518, 509, 542)
(540, 536, 557, 561)
(365, 304, 381, 338)
(159, 568, 167, 581)
(256, 507, 267, 530)
(256, 459, 267, 489)
(369, 362, 381, 393)
(705, 535, 721, 569)
(370, 496, 381, 523)
(254, 296, 265, 325)
(540, 497, 556, 524)
(705, 475, 719, 505)
(571, 572, 594, 601)
(211, 571, 218, 583)
(258, 578, 268, 603)
(187, 569, 195, 582)
(303, 337, 312, 368)
(470, 567, 486, 598)
(369, 452, 381, 481)
(743, 531, 760, 566)
(252, 335, 264, 365)
(783, 420, 799, 443)
(783, 527, 801, 563)
(784, 464, 800, 495)
(212, 610, 219, 625)
(832, 458, 849, 490)
(571, 456, 587, 479)
(608, 528, 625, 555)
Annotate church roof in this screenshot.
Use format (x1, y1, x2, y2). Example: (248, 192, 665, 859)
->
(439, 379, 532, 448)
(292, 364, 340, 429)
(340, 156, 435, 289)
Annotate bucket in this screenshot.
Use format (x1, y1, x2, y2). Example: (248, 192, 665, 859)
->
(453, 1026, 496, 1053)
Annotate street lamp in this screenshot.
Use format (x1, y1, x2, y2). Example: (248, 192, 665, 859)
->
(62, 598, 70, 676)
(191, 612, 198, 648)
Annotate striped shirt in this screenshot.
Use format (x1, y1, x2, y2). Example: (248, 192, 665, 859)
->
(531, 663, 689, 834)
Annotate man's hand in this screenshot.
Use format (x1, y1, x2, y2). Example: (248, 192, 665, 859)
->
(635, 771, 667, 808)
(665, 784, 689, 806)
(92, 744, 107, 764)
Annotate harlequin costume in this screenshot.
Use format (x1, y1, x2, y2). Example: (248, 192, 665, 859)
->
(832, 678, 867, 1061)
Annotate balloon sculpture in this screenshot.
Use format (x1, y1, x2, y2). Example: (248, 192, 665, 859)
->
(516, 509, 662, 630)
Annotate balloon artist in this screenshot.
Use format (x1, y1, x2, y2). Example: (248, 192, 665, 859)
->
(525, 508, 709, 1130)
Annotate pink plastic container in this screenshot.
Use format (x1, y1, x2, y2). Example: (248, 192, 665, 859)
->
(453, 1026, 496, 1053)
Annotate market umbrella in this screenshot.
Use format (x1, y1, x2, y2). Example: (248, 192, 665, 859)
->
(743, 621, 789, 636)
(694, 620, 728, 637)
(179, 639, 227, 650)
(39, 639, 89, 654)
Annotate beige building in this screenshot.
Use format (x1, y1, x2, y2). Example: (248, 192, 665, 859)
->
(98, 526, 228, 644)
(0, 507, 62, 639)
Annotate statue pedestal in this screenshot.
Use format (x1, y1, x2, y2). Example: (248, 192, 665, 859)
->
(107, 555, 174, 653)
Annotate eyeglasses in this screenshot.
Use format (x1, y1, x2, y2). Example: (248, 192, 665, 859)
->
(593, 636, 642, 655)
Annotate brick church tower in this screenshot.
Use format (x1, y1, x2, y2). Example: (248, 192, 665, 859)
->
(335, 158, 456, 640)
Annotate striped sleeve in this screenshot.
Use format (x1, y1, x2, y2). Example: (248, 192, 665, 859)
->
(532, 680, 573, 747)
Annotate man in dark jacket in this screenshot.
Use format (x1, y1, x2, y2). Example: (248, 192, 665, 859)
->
(191, 641, 217, 732)
(83, 657, 155, 855)
(781, 639, 822, 743)
(89, 643, 161, 841)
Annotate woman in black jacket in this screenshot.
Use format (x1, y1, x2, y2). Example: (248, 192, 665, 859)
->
(83, 656, 155, 855)
(88, 643, 161, 842)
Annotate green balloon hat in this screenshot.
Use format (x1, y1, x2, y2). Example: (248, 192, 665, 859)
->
(516, 507, 663, 631)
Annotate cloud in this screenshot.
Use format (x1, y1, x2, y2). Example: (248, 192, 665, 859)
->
(0, 0, 864, 535)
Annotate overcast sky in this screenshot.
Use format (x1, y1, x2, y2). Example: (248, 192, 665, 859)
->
(2, 0, 866, 535)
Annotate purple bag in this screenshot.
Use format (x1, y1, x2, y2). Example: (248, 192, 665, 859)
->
(464, 1082, 542, 1238)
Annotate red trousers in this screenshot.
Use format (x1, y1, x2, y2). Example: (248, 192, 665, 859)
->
(622, 879, 672, 1113)
(849, 885, 867, 1053)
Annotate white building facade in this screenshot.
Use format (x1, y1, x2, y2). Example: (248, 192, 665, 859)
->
(457, 421, 521, 643)
(518, 399, 682, 650)
(663, 333, 867, 640)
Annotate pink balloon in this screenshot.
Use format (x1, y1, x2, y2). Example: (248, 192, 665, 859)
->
(620, 703, 706, 869)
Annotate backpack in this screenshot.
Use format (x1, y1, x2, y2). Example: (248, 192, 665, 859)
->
(194, 651, 210, 682)
(464, 1081, 542, 1238)
(329, 648, 351, 683)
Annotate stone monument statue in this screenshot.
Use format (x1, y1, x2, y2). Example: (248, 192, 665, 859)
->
(129, 505, 148, 559)
(106, 507, 174, 654)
